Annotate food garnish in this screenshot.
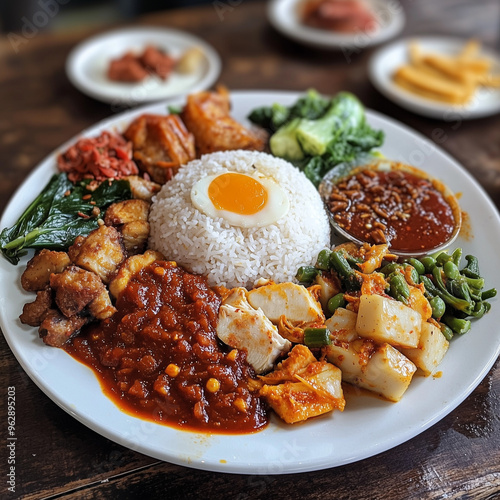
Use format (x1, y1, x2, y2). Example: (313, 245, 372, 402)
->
(393, 39, 500, 105)
(248, 90, 384, 186)
(57, 130, 138, 182)
(0, 173, 131, 265)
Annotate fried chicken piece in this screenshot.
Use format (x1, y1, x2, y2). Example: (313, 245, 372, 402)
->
(104, 199, 150, 255)
(39, 310, 89, 348)
(50, 265, 106, 317)
(123, 175, 161, 202)
(109, 250, 164, 299)
(120, 221, 150, 255)
(181, 86, 265, 155)
(88, 288, 117, 320)
(69, 226, 126, 284)
(21, 249, 71, 292)
(104, 199, 150, 225)
(19, 288, 53, 327)
(124, 114, 196, 184)
(259, 345, 345, 424)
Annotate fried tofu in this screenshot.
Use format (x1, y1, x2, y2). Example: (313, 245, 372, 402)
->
(181, 86, 265, 155)
(21, 249, 71, 292)
(69, 226, 126, 284)
(124, 114, 196, 184)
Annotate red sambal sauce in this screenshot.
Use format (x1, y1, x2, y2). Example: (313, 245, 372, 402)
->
(327, 168, 456, 252)
(65, 261, 268, 434)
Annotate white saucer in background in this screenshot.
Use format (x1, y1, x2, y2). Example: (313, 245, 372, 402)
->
(66, 27, 221, 105)
(369, 36, 500, 119)
(268, 0, 405, 51)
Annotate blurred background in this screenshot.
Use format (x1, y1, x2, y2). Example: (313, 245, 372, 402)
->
(0, 0, 249, 32)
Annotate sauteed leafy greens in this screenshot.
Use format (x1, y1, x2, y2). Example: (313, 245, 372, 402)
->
(0, 173, 131, 264)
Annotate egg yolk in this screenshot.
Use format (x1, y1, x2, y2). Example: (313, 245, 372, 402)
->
(208, 173, 268, 215)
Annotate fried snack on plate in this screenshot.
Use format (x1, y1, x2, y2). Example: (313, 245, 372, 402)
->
(124, 114, 196, 184)
(181, 86, 265, 155)
(393, 39, 500, 105)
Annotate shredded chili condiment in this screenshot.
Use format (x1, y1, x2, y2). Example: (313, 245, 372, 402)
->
(65, 261, 268, 434)
(327, 168, 456, 252)
(57, 131, 139, 182)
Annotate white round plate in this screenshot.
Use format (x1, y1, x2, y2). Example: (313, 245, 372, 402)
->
(1, 91, 499, 474)
(66, 27, 221, 105)
(369, 36, 500, 119)
(268, 0, 405, 50)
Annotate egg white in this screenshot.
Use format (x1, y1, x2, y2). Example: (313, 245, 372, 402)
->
(190, 171, 290, 228)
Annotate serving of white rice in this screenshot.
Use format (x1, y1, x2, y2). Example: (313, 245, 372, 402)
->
(148, 150, 330, 288)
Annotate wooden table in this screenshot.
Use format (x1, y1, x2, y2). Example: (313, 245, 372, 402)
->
(1, 1, 499, 498)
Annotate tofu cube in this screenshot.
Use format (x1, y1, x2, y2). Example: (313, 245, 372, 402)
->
(325, 307, 358, 342)
(361, 343, 416, 402)
(356, 294, 421, 348)
(326, 339, 417, 402)
(400, 321, 449, 376)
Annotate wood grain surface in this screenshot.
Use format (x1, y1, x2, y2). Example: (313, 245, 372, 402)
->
(0, 1, 499, 499)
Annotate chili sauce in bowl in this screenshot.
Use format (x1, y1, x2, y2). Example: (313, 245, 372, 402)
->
(318, 158, 462, 257)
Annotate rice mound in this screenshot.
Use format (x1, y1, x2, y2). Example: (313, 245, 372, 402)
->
(148, 150, 330, 288)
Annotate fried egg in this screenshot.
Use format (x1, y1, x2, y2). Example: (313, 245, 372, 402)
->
(190, 171, 290, 228)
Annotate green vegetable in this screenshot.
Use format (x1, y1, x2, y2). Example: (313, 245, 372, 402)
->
(304, 327, 331, 348)
(404, 258, 425, 276)
(482, 288, 497, 300)
(269, 118, 304, 161)
(419, 256, 436, 273)
(440, 323, 454, 341)
(389, 273, 410, 304)
(249, 90, 384, 186)
(443, 261, 460, 280)
(167, 104, 182, 114)
(429, 296, 446, 319)
(315, 249, 333, 271)
(442, 314, 471, 336)
(295, 92, 365, 157)
(296, 265, 320, 283)
(379, 262, 404, 276)
(0, 173, 131, 264)
(328, 293, 346, 314)
(248, 89, 329, 131)
(462, 254, 481, 279)
(329, 250, 361, 291)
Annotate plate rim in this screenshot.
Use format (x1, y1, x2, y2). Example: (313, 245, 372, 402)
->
(1, 89, 499, 475)
(65, 25, 222, 105)
(368, 35, 500, 119)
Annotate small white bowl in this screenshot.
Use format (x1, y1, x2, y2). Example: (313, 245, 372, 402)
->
(319, 158, 462, 257)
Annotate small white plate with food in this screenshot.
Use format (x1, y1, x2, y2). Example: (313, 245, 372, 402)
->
(0, 90, 499, 475)
(369, 36, 500, 119)
(66, 26, 221, 105)
(268, 0, 405, 50)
